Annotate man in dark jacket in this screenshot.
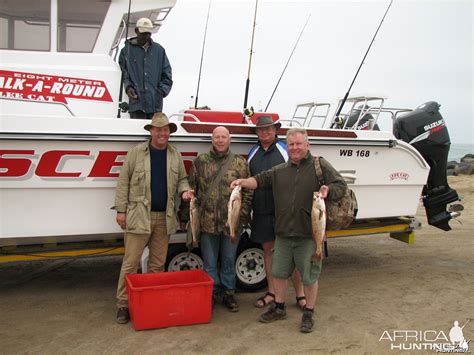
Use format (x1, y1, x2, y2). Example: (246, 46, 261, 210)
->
(247, 116, 306, 310)
(232, 128, 347, 333)
(119, 17, 173, 119)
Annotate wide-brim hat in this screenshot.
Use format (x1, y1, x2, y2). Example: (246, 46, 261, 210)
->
(250, 115, 281, 133)
(144, 112, 177, 133)
(136, 17, 154, 33)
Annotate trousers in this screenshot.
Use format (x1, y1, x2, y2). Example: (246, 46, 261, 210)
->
(116, 212, 168, 308)
(200, 233, 239, 295)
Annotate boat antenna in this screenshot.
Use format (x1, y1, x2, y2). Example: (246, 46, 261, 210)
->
(243, 0, 259, 110)
(194, 0, 212, 109)
(117, 0, 133, 118)
(333, 0, 393, 120)
(265, 14, 310, 112)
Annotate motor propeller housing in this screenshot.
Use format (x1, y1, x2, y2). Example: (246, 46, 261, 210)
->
(393, 101, 461, 231)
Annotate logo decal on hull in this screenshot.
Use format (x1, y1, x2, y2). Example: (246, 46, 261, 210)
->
(0, 150, 199, 181)
(390, 172, 410, 181)
(0, 70, 113, 104)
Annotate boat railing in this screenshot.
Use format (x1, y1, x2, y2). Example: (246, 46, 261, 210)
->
(326, 96, 385, 130)
(284, 96, 414, 131)
(0, 97, 76, 117)
(169, 112, 201, 122)
(374, 107, 412, 121)
(110, 7, 173, 59)
(280, 102, 331, 128)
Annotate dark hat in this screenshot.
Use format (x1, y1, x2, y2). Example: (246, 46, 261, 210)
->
(144, 112, 177, 133)
(250, 115, 281, 133)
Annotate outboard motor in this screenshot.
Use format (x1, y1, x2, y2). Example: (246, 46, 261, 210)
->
(345, 105, 380, 130)
(393, 101, 461, 231)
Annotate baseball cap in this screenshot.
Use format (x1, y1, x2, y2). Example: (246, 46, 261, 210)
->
(136, 18, 154, 33)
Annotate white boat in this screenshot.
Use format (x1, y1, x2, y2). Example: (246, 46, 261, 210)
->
(0, 0, 461, 288)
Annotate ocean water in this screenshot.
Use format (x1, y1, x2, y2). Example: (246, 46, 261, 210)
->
(448, 143, 474, 162)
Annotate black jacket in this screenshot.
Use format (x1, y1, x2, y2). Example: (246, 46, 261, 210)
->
(248, 139, 288, 215)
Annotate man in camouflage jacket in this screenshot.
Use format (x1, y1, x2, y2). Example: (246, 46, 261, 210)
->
(187, 126, 252, 312)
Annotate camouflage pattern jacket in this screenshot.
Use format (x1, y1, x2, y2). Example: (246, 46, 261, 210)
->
(187, 148, 253, 236)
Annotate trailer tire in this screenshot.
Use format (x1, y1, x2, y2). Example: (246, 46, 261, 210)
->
(235, 234, 267, 292)
(166, 244, 203, 272)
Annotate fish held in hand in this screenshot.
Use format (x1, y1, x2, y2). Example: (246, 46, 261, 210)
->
(311, 191, 326, 261)
(227, 185, 242, 243)
(189, 197, 200, 248)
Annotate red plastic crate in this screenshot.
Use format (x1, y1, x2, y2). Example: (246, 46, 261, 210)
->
(126, 269, 214, 330)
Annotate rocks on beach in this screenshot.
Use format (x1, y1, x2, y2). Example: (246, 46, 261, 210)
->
(447, 153, 474, 176)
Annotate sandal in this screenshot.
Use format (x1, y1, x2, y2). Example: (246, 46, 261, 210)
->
(254, 292, 275, 308)
(296, 296, 306, 311)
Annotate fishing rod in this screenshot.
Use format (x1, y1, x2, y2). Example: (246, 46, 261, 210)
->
(117, 0, 132, 118)
(194, 0, 212, 109)
(243, 0, 259, 111)
(333, 0, 393, 121)
(265, 14, 311, 112)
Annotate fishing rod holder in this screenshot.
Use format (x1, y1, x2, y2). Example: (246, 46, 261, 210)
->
(118, 101, 129, 113)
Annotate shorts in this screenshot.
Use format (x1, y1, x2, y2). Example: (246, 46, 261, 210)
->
(250, 214, 276, 244)
(272, 236, 322, 285)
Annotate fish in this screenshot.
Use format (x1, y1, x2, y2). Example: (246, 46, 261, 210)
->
(227, 185, 242, 244)
(311, 191, 326, 261)
(189, 197, 200, 248)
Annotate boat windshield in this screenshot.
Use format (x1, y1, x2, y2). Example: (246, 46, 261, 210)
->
(0, 0, 111, 53)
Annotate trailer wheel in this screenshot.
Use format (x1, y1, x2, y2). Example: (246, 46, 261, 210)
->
(235, 243, 267, 292)
(166, 244, 203, 272)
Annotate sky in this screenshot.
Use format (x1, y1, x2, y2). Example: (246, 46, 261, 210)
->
(155, 0, 472, 144)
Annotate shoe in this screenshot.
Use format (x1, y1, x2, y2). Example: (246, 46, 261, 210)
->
(300, 309, 314, 333)
(116, 307, 130, 324)
(296, 296, 306, 311)
(259, 303, 287, 323)
(222, 292, 239, 312)
(254, 292, 275, 308)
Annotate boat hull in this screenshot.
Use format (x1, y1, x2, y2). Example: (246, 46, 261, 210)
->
(0, 118, 430, 246)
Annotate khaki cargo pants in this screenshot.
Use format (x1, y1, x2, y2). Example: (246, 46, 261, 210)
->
(116, 212, 169, 308)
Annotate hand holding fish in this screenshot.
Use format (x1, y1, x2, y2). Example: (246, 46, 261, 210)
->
(311, 191, 326, 261)
(230, 179, 242, 189)
(230, 177, 257, 190)
(227, 185, 242, 244)
(189, 197, 200, 248)
(181, 189, 195, 201)
(319, 185, 329, 198)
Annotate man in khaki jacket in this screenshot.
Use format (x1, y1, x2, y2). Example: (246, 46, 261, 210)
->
(113, 112, 193, 324)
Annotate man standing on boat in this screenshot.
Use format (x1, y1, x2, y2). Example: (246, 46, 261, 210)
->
(231, 128, 347, 333)
(187, 126, 252, 312)
(113, 112, 193, 324)
(119, 17, 173, 119)
(247, 116, 306, 310)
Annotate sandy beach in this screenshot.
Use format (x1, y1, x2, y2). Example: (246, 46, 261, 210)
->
(1, 175, 472, 354)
